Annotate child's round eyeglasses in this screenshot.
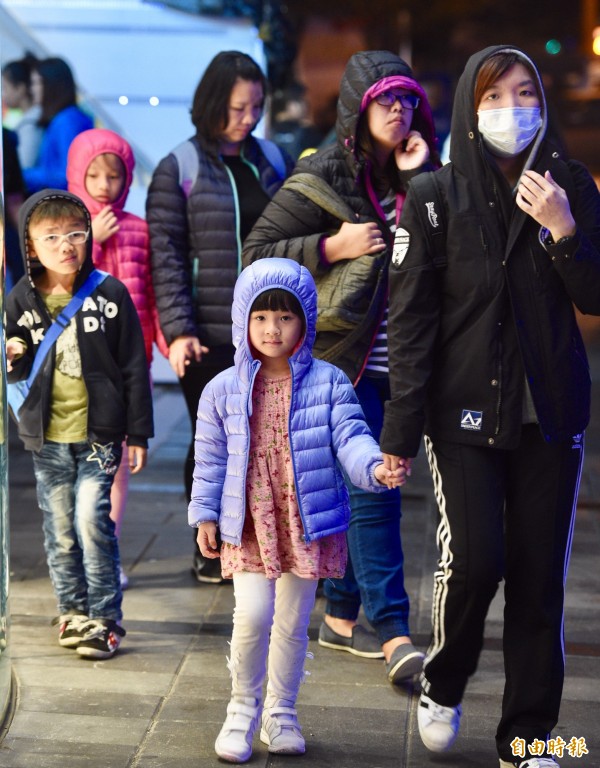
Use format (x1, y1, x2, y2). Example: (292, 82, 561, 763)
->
(374, 92, 420, 110)
(32, 230, 90, 249)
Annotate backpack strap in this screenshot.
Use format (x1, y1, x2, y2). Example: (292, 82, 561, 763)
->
(24, 271, 109, 390)
(171, 139, 199, 198)
(256, 137, 286, 180)
(172, 137, 286, 197)
(408, 171, 447, 269)
(282, 173, 356, 223)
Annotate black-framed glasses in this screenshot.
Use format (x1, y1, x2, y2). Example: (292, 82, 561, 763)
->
(374, 91, 420, 110)
(32, 230, 90, 249)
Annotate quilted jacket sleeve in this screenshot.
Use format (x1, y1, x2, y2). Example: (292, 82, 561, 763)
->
(329, 368, 385, 493)
(146, 153, 197, 345)
(242, 184, 338, 275)
(188, 380, 228, 528)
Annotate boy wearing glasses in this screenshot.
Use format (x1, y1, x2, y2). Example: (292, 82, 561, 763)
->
(6, 189, 153, 659)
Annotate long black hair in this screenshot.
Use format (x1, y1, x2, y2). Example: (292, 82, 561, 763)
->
(34, 57, 78, 126)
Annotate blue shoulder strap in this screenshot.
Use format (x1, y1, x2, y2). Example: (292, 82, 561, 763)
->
(26, 270, 109, 385)
(256, 137, 286, 180)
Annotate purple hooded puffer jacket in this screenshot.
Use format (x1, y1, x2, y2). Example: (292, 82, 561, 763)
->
(188, 258, 386, 545)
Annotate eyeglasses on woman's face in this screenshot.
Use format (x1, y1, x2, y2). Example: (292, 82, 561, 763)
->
(374, 91, 420, 110)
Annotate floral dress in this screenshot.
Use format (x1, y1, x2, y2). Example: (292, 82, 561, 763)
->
(220, 372, 347, 580)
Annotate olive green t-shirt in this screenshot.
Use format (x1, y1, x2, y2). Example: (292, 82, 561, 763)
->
(42, 293, 88, 443)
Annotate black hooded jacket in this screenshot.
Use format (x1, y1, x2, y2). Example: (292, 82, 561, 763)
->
(242, 50, 438, 383)
(380, 45, 600, 457)
(6, 189, 154, 452)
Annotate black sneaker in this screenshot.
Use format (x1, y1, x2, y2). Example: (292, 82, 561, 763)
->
(192, 551, 228, 584)
(76, 619, 125, 659)
(53, 613, 90, 648)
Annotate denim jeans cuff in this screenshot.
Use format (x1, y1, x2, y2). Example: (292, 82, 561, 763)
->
(324, 604, 360, 622)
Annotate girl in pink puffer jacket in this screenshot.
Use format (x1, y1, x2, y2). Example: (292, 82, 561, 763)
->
(67, 128, 168, 587)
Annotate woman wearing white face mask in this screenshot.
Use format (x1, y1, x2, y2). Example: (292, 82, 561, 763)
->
(381, 46, 600, 768)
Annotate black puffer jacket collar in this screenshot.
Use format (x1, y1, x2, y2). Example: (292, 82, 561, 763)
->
(336, 50, 437, 179)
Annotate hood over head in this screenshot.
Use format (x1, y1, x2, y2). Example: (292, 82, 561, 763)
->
(336, 50, 437, 170)
(66, 128, 134, 216)
(232, 259, 317, 377)
(18, 188, 94, 288)
(449, 44, 548, 177)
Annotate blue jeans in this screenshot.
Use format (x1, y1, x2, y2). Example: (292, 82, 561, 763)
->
(32, 440, 123, 621)
(324, 376, 410, 643)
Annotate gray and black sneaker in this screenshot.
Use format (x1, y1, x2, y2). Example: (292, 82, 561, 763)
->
(76, 619, 125, 659)
(318, 621, 384, 659)
(54, 613, 90, 648)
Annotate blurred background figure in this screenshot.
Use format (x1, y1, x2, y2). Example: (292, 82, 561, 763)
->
(23, 56, 93, 193)
(1, 52, 43, 170)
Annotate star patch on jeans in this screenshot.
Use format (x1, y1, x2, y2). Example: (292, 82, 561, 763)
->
(86, 442, 119, 474)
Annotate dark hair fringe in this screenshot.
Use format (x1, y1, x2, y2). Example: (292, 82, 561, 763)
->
(190, 50, 267, 150)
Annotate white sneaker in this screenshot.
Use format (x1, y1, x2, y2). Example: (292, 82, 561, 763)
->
(214, 697, 261, 763)
(499, 759, 560, 767)
(260, 703, 305, 754)
(417, 693, 461, 752)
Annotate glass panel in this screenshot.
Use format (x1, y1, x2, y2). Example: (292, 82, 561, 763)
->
(0, 73, 14, 724)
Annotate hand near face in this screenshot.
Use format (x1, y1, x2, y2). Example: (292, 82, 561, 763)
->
(516, 170, 576, 240)
(394, 130, 430, 171)
(92, 205, 120, 244)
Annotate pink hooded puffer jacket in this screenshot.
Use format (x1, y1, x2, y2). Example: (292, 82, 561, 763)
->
(67, 128, 168, 363)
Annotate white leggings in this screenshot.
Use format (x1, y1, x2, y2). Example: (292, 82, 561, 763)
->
(228, 571, 318, 707)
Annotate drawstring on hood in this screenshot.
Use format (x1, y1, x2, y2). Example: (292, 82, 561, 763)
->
(18, 188, 94, 289)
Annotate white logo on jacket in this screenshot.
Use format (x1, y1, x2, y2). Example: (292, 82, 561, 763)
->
(460, 409, 483, 431)
(392, 227, 410, 268)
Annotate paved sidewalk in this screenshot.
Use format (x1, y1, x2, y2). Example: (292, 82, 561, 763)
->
(1, 321, 600, 767)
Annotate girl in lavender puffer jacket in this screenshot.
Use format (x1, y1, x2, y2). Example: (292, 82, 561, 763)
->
(189, 258, 409, 763)
(67, 128, 168, 585)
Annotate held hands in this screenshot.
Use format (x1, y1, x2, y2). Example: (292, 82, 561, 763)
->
(92, 206, 120, 243)
(168, 336, 210, 378)
(516, 170, 576, 241)
(6, 339, 26, 372)
(323, 221, 386, 264)
(375, 456, 412, 489)
(394, 130, 430, 171)
(197, 522, 220, 559)
(128, 445, 147, 474)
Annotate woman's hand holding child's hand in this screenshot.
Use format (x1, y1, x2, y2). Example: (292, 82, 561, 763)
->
(92, 205, 120, 244)
(374, 458, 412, 489)
(197, 522, 220, 559)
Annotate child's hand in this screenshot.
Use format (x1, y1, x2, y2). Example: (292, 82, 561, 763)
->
(92, 206, 120, 244)
(375, 457, 412, 489)
(6, 339, 26, 372)
(128, 445, 147, 474)
(197, 522, 220, 558)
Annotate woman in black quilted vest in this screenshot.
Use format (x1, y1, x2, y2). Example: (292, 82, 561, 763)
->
(147, 51, 293, 584)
